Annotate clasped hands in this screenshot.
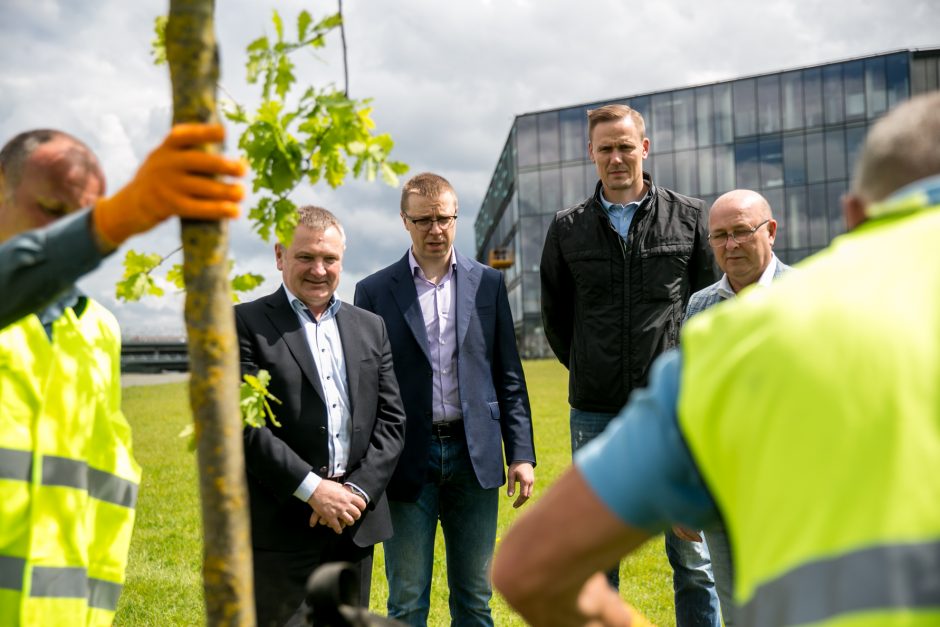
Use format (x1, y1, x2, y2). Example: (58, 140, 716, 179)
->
(307, 480, 366, 534)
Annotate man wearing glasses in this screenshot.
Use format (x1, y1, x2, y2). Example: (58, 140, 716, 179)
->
(677, 188, 790, 626)
(355, 172, 536, 626)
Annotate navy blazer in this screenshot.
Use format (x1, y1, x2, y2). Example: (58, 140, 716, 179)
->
(354, 249, 536, 502)
(235, 287, 406, 550)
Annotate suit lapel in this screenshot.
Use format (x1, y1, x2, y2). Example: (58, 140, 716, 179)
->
(335, 304, 360, 416)
(454, 250, 480, 350)
(390, 253, 432, 365)
(264, 287, 326, 402)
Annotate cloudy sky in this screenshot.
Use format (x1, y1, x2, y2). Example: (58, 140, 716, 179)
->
(1, 0, 937, 337)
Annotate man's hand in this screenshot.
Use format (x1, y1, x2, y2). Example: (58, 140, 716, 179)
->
(92, 123, 245, 248)
(307, 481, 366, 534)
(507, 461, 535, 508)
(672, 525, 703, 542)
(576, 572, 653, 626)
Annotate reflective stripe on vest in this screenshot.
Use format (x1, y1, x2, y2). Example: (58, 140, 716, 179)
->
(0, 556, 123, 611)
(0, 448, 138, 509)
(742, 540, 940, 625)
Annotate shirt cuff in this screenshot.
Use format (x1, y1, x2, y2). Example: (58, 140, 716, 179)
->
(293, 472, 322, 502)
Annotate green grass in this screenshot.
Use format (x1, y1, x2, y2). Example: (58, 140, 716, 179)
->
(116, 360, 676, 625)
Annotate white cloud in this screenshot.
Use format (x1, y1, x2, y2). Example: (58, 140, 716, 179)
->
(1, 0, 937, 336)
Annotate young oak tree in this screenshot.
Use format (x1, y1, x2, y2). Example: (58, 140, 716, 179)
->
(145, 2, 406, 623)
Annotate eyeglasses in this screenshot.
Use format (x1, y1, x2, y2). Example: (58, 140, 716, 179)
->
(707, 219, 770, 247)
(402, 213, 458, 232)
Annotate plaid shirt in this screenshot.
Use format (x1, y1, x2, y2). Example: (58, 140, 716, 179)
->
(683, 255, 790, 322)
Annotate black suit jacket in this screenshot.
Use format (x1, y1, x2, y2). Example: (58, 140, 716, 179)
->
(235, 287, 406, 550)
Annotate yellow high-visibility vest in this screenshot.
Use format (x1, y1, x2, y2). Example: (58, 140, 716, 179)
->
(0, 299, 141, 626)
(679, 201, 940, 626)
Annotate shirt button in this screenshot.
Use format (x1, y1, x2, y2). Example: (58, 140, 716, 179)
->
(443, 369, 448, 374)
(332, 403, 337, 408)
(326, 375, 331, 380)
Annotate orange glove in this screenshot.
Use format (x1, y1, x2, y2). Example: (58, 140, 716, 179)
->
(92, 123, 246, 247)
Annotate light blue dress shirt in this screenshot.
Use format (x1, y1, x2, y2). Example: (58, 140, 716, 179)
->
(599, 190, 648, 240)
(284, 287, 367, 503)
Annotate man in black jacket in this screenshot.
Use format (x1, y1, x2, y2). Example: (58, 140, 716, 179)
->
(539, 104, 719, 619)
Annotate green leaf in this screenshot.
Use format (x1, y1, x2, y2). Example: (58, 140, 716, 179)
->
(274, 55, 295, 100)
(151, 15, 168, 66)
(166, 264, 185, 290)
(232, 272, 265, 294)
(271, 10, 284, 42)
(241, 370, 282, 429)
(297, 10, 313, 41)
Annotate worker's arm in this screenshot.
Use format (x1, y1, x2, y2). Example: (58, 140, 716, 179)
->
(493, 350, 718, 625)
(0, 209, 104, 330)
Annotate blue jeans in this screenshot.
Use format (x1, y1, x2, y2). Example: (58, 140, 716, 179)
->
(570, 408, 620, 589)
(664, 529, 722, 627)
(704, 526, 734, 625)
(384, 432, 498, 626)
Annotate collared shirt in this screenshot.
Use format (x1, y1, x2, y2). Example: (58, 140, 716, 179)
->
(716, 255, 779, 300)
(599, 189, 649, 240)
(283, 286, 365, 503)
(409, 248, 462, 424)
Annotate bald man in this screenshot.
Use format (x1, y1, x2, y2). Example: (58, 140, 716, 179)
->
(0, 124, 243, 625)
(675, 189, 791, 625)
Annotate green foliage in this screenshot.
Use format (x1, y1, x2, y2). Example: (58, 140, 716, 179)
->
(240, 369, 282, 428)
(117, 363, 679, 626)
(117, 252, 262, 303)
(151, 15, 168, 66)
(229, 8, 407, 245)
(116, 250, 165, 301)
(121, 8, 408, 302)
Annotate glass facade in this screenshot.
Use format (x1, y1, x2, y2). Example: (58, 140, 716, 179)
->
(474, 48, 940, 358)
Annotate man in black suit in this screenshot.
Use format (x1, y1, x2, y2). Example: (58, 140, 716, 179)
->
(235, 205, 406, 627)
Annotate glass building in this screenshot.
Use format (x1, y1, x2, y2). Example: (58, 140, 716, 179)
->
(474, 47, 940, 358)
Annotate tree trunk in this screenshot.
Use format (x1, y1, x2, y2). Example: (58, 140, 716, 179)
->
(165, 1, 255, 624)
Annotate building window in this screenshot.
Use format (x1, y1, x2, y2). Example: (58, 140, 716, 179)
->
(538, 111, 561, 165)
(674, 89, 696, 151)
(733, 78, 757, 137)
(560, 107, 586, 162)
(886, 53, 910, 106)
(675, 150, 698, 194)
(864, 57, 888, 119)
(782, 71, 804, 131)
(651, 93, 675, 152)
(540, 167, 563, 215)
(630, 95, 652, 133)
(735, 140, 760, 189)
(695, 85, 714, 147)
(517, 115, 539, 168)
(518, 171, 540, 216)
(757, 74, 782, 134)
(808, 182, 829, 248)
(803, 67, 824, 128)
(845, 124, 867, 178)
(653, 152, 676, 189)
(786, 186, 808, 250)
(562, 163, 585, 207)
(698, 146, 716, 196)
(715, 145, 735, 194)
(783, 134, 806, 186)
(824, 128, 847, 181)
(844, 60, 866, 121)
(764, 188, 785, 249)
(823, 64, 845, 125)
(827, 181, 847, 242)
(806, 131, 826, 183)
(759, 135, 784, 188)
(714, 83, 734, 144)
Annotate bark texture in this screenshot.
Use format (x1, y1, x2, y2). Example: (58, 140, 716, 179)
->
(166, 1, 255, 624)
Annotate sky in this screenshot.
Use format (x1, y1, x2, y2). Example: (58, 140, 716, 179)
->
(1, 0, 937, 337)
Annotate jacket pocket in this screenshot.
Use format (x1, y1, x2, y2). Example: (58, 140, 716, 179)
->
(640, 243, 692, 301)
(487, 401, 501, 420)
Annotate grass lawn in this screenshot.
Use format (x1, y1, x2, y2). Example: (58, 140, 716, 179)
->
(115, 359, 676, 625)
